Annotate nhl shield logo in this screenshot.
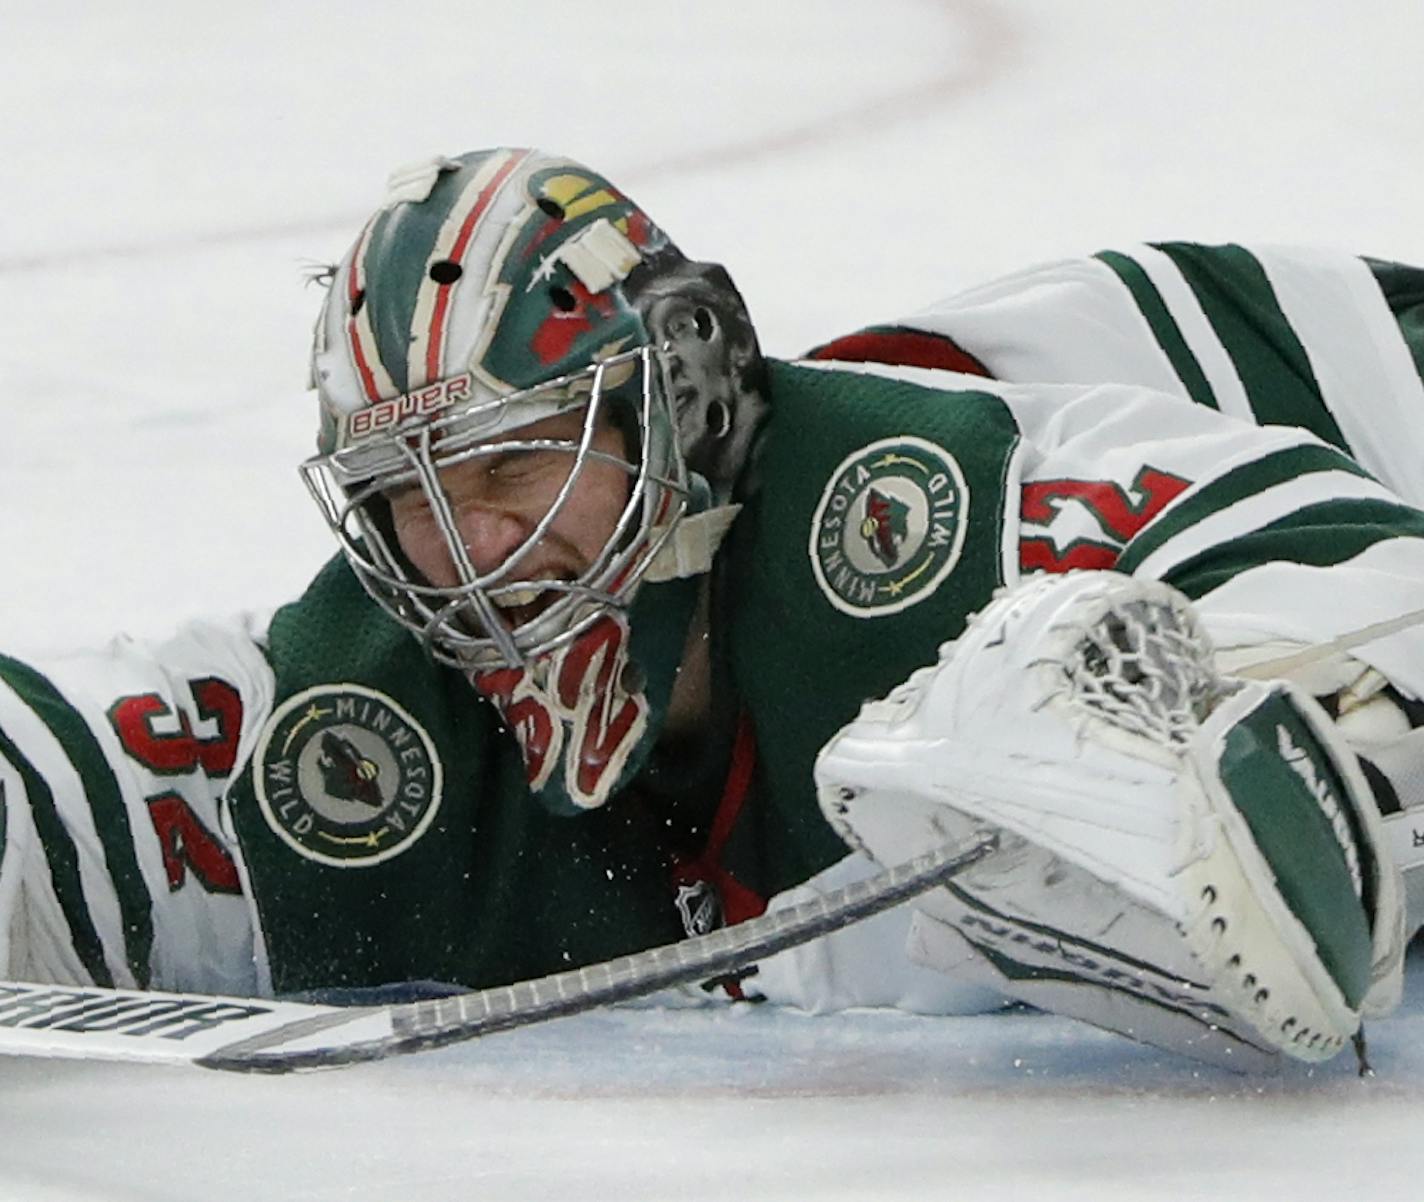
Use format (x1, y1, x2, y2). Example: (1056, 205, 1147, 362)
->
(809, 436, 970, 617)
(254, 685, 444, 868)
(674, 880, 724, 938)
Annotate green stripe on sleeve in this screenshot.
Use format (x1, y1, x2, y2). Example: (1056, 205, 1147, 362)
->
(0, 727, 114, 986)
(1363, 256, 1424, 390)
(1095, 250, 1220, 409)
(1116, 443, 1373, 575)
(1164, 497, 1424, 600)
(0, 657, 153, 987)
(1152, 243, 1349, 451)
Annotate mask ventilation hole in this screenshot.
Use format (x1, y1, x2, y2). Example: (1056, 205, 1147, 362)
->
(693, 307, 716, 341)
(537, 196, 566, 220)
(350, 289, 366, 316)
(429, 260, 463, 285)
(549, 285, 578, 312)
(706, 399, 731, 439)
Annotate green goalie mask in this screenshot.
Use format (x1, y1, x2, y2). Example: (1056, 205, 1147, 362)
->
(302, 147, 765, 672)
(300, 148, 766, 812)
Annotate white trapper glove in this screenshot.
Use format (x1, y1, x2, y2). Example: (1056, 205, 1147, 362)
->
(815, 571, 1404, 1071)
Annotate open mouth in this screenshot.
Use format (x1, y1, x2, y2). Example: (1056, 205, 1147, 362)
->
(489, 575, 571, 631)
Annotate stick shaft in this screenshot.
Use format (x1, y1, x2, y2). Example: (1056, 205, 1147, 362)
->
(200, 832, 999, 1072)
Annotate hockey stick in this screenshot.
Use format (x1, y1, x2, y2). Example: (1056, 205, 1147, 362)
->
(1235, 604, 1424, 682)
(0, 832, 996, 1074)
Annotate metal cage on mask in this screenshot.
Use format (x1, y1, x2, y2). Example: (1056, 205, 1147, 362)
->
(300, 345, 692, 670)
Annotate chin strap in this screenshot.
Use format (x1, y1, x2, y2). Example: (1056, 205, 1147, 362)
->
(644, 504, 742, 583)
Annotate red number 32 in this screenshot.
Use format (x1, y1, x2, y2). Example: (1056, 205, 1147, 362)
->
(109, 678, 244, 894)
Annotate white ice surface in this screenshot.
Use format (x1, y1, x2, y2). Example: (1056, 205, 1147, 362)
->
(5, 1, 1424, 1197)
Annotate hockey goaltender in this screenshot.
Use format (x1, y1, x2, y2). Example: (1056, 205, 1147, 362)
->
(4, 147, 1424, 1072)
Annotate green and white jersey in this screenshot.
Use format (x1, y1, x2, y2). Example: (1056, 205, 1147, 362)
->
(808, 241, 1424, 694)
(735, 359, 1424, 876)
(0, 576, 699, 998)
(816, 243, 1424, 505)
(0, 624, 272, 995)
(4, 244, 1424, 1004)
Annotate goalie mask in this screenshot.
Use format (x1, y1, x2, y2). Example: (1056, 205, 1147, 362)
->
(301, 148, 766, 813)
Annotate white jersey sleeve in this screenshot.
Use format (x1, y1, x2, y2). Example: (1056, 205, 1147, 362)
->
(805, 357, 1424, 704)
(1000, 376, 1424, 699)
(0, 616, 276, 996)
(881, 243, 1424, 508)
(810, 241, 1424, 696)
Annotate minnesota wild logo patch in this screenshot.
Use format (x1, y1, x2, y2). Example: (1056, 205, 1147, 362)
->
(809, 436, 969, 616)
(254, 685, 443, 868)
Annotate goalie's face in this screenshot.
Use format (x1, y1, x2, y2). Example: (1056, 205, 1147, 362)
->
(387, 407, 633, 634)
(301, 346, 693, 671)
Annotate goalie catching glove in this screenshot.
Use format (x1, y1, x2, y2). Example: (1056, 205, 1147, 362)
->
(815, 571, 1405, 1069)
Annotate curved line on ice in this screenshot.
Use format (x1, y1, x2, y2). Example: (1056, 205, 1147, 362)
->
(620, 0, 1021, 180)
(0, 0, 1022, 274)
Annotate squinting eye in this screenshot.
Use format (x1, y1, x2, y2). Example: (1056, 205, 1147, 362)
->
(488, 449, 568, 480)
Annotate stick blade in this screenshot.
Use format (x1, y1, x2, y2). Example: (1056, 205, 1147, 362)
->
(0, 982, 373, 1067)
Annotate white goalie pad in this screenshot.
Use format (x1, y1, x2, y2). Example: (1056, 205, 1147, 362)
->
(815, 571, 1404, 1068)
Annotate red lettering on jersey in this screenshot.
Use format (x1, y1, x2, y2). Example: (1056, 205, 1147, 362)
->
(108, 678, 243, 778)
(474, 665, 560, 790)
(190, 677, 242, 776)
(110, 695, 196, 773)
(555, 617, 646, 802)
(146, 792, 241, 894)
(471, 614, 647, 809)
(1020, 467, 1190, 573)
